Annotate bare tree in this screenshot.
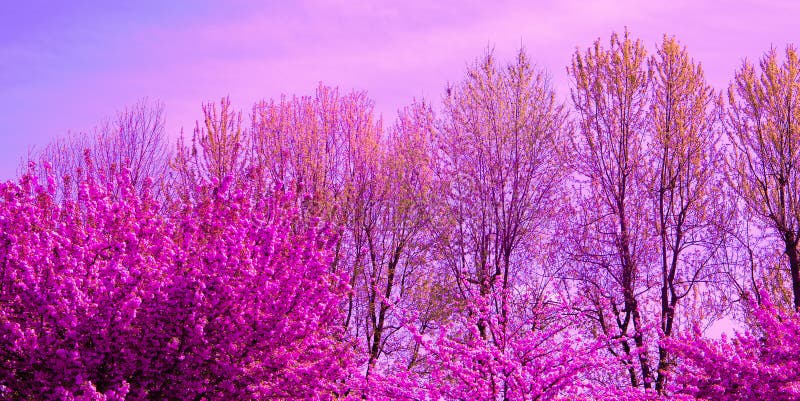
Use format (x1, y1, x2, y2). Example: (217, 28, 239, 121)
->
(95, 99, 170, 190)
(29, 99, 170, 200)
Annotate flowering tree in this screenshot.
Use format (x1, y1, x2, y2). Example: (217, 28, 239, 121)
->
(0, 163, 352, 400)
(0, 164, 167, 400)
(7, 30, 800, 401)
(668, 292, 800, 400)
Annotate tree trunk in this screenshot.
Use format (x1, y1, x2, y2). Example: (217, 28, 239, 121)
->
(784, 233, 800, 311)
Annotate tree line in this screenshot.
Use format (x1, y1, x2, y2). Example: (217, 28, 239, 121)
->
(2, 30, 800, 400)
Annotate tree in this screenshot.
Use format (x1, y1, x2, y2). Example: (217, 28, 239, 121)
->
(249, 84, 381, 224)
(647, 36, 724, 392)
(93, 99, 171, 192)
(360, 101, 436, 381)
(567, 30, 655, 389)
(30, 99, 170, 201)
(419, 47, 573, 400)
(0, 164, 353, 400)
(171, 97, 250, 202)
(435, 47, 567, 335)
(725, 45, 800, 310)
(249, 85, 390, 378)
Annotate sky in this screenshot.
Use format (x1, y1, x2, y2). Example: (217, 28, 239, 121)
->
(1, 0, 799, 179)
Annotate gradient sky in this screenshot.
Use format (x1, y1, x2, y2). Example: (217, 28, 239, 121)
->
(1, 0, 798, 180)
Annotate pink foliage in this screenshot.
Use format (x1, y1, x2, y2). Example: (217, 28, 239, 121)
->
(417, 314, 595, 400)
(0, 164, 352, 400)
(363, 293, 604, 401)
(668, 293, 800, 400)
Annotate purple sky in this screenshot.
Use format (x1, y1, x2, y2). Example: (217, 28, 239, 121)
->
(2, 0, 798, 179)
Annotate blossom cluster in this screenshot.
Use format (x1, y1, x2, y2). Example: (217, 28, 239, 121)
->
(0, 167, 351, 400)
